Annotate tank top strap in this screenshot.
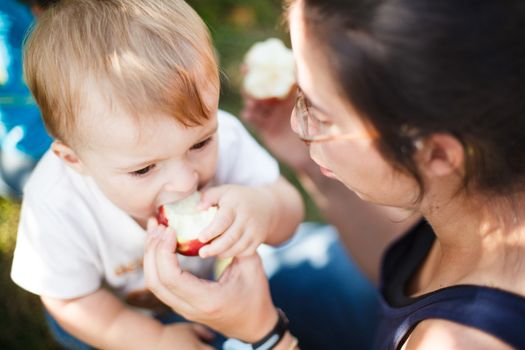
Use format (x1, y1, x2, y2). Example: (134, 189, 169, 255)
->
(394, 285, 525, 349)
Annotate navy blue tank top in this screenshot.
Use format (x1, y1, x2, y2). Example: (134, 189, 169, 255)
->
(374, 220, 525, 349)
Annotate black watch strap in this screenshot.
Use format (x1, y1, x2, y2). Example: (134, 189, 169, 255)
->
(250, 308, 289, 350)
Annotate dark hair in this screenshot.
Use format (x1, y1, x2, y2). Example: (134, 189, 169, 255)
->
(18, 0, 60, 9)
(300, 0, 525, 197)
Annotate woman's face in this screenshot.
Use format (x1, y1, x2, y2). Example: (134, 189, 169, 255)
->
(289, 2, 420, 208)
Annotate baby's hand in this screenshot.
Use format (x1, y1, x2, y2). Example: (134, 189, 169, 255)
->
(197, 185, 275, 259)
(157, 323, 214, 350)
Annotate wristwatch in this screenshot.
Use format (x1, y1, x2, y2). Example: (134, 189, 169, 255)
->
(250, 308, 289, 350)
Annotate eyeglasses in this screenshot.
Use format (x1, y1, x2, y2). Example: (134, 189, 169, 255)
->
(292, 88, 377, 144)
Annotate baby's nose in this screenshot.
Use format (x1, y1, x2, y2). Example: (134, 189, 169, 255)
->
(163, 167, 198, 194)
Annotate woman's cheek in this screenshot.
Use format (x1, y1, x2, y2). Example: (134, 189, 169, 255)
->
(323, 143, 357, 172)
(329, 144, 379, 185)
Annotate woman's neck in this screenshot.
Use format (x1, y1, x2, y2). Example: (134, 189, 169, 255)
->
(424, 193, 525, 248)
(414, 192, 525, 295)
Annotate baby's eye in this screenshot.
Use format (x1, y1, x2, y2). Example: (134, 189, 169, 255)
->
(130, 164, 156, 177)
(190, 136, 212, 151)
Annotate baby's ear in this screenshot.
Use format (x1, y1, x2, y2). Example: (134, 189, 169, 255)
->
(51, 140, 87, 174)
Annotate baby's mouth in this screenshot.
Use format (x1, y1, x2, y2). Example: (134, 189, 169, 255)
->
(158, 179, 211, 208)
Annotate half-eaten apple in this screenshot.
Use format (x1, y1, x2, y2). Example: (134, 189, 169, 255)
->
(157, 192, 217, 256)
(243, 37, 296, 100)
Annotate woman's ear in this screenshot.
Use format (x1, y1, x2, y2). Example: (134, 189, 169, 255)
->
(51, 140, 87, 174)
(415, 133, 465, 178)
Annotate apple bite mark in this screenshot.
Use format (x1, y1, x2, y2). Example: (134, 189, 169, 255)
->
(156, 192, 217, 256)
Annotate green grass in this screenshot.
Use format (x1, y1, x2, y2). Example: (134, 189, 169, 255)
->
(0, 198, 61, 349)
(0, 1, 321, 348)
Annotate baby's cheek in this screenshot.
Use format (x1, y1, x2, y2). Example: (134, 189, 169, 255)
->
(126, 201, 158, 223)
(201, 147, 219, 179)
(198, 178, 211, 191)
(197, 169, 216, 190)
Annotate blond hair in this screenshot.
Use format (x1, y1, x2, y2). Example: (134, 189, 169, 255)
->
(24, 0, 219, 146)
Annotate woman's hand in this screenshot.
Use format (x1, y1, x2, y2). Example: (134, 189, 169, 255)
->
(241, 88, 312, 172)
(144, 218, 278, 342)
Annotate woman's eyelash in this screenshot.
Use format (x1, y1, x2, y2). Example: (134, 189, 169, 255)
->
(190, 136, 212, 150)
(130, 164, 156, 177)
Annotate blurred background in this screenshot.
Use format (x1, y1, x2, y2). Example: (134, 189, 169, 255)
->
(0, 1, 321, 348)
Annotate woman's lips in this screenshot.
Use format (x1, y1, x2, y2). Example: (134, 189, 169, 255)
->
(311, 154, 337, 179)
(319, 166, 336, 178)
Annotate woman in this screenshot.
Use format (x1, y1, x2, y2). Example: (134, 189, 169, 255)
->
(144, 0, 525, 349)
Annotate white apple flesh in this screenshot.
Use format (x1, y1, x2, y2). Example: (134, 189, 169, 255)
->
(157, 192, 217, 256)
(243, 37, 296, 100)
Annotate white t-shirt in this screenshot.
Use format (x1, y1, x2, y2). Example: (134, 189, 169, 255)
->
(11, 111, 279, 302)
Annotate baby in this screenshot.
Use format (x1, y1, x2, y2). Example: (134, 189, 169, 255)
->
(10, 0, 303, 349)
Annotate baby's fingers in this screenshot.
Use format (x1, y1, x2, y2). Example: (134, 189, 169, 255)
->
(220, 233, 258, 259)
(198, 207, 234, 243)
(199, 224, 242, 258)
(198, 186, 228, 209)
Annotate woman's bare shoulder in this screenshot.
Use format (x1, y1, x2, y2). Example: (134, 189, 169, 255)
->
(401, 318, 513, 350)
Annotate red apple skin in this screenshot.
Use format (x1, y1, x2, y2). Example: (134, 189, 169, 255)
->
(156, 206, 206, 257)
(157, 206, 169, 227)
(176, 239, 206, 257)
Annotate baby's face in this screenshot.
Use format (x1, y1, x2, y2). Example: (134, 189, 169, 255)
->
(74, 107, 219, 228)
